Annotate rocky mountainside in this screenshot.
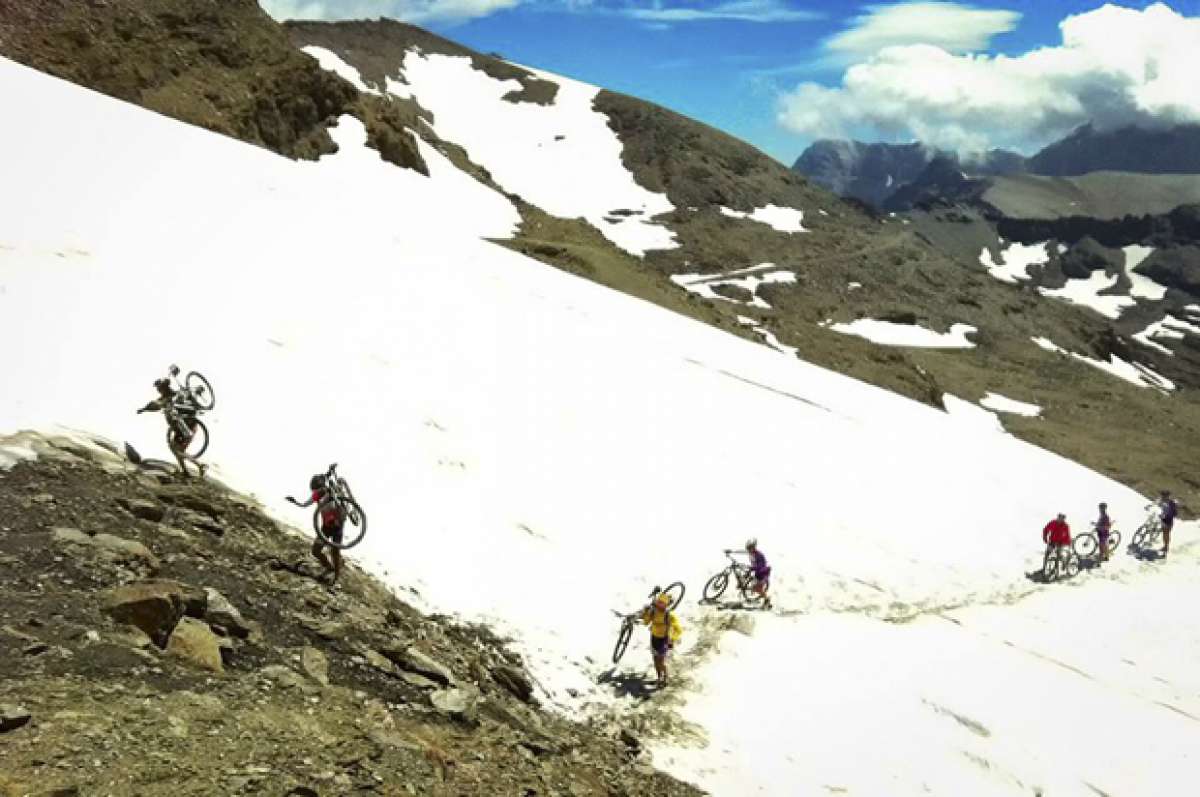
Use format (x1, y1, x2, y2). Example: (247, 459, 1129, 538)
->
(0, 433, 700, 797)
(792, 139, 1024, 208)
(1028, 123, 1200, 176)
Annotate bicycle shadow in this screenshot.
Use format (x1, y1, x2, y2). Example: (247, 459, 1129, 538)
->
(700, 597, 769, 612)
(1128, 546, 1164, 562)
(597, 667, 660, 700)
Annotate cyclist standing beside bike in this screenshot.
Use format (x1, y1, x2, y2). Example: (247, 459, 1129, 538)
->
(1095, 503, 1113, 562)
(287, 474, 344, 583)
(1043, 513, 1071, 559)
(1159, 490, 1179, 557)
(137, 378, 206, 479)
(641, 593, 682, 688)
(746, 538, 773, 609)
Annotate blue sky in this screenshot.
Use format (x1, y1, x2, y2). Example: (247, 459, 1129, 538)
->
(264, 1, 1200, 162)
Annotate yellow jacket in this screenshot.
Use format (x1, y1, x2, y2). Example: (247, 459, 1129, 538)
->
(641, 606, 682, 642)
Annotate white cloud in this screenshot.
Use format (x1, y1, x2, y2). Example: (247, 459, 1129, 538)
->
(259, 0, 523, 24)
(827, 2, 1020, 61)
(778, 3, 1200, 154)
(627, 0, 821, 24)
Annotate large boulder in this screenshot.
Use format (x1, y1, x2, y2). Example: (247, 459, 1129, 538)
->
(166, 617, 224, 673)
(0, 704, 32, 733)
(101, 580, 185, 647)
(116, 498, 166, 523)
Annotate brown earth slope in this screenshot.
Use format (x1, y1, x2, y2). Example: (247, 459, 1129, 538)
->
(0, 433, 701, 797)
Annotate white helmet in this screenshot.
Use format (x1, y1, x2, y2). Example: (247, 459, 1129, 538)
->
(745, 537, 757, 550)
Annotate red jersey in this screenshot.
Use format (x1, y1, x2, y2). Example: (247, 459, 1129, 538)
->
(1043, 519, 1070, 546)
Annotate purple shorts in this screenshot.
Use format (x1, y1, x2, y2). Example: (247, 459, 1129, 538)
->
(651, 635, 671, 657)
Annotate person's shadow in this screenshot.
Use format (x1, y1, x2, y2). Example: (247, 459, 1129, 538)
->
(1129, 545, 1163, 562)
(597, 667, 660, 700)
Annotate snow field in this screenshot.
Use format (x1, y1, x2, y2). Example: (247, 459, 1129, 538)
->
(980, 241, 1049, 284)
(3, 57, 1199, 796)
(719, 204, 808, 233)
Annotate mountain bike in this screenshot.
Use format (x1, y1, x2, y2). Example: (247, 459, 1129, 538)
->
(164, 402, 209, 460)
(1130, 505, 1164, 552)
(702, 550, 757, 604)
(610, 582, 685, 664)
(168, 364, 215, 411)
(312, 463, 368, 550)
(1073, 522, 1122, 560)
(1042, 543, 1079, 582)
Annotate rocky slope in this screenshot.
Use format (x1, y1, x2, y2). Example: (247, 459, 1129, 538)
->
(0, 433, 701, 797)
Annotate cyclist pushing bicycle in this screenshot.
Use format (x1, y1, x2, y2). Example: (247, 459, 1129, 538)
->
(1042, 512, 1072, 570)
(287, 473, 345, 583)
(641, 592, 682, 688)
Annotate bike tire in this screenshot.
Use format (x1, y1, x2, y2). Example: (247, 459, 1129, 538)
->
(1062, 552, 1081, 579)
(1131, 525, 1149, 550)
(312, 499, 368, 550)
(660, 581, 686, 610)
(1042, 547, 1060, 582)
(167, 419, 209, 460)
(1073, 533, 1098, 559)
(703, 571, 730, 602)
(612, 619, 633, 664)
(185, 371, 216, 411)
(1108, 529, 1122, 551)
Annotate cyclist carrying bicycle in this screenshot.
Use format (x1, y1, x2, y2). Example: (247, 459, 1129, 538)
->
(640, 592, 682, 688)
(745, 538, 772, 609)
(137, 377, 206, 479)
(1095, 503, 1113, 562)
(1159, 490, 1178, 557)
(286, 473, 344, 583)
(1043, 513, 1071, 556)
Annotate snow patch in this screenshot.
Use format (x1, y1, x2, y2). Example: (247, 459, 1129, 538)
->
(671, 266, 796, 310)
(979, 241, 1048, 284)
(1123, 245, 1167, 301)
(1133, 314, 1200, 355)
(1032, 337, 1174, 391)
(1037, 270, 1134, 320)
(301, 46, 381, 95)
(829, 319, 977, 349)
(980, 392, 1041, 417)
(719, 204, 808, 233)
(390, 53, 676, 256)
(943, 394, 1004, 433)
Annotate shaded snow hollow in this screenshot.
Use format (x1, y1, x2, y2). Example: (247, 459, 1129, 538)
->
(2, 56, 1199, 797)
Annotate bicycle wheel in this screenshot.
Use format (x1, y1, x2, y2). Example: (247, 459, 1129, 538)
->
(612, 619, 633, 664)
(703, 570, 730, 602)
(660, 581, 686, 610)
(1073, 533, 1098, 559)
(1131, 525, 1149, 550)
(1062, 551, 1081, 579)
(185, 371, 216, 411)
(1107, 529, 1122, 552)
(167, 419, 209, 459)
(312, 499, 368, 550)
(1042, 547, 1060, 582)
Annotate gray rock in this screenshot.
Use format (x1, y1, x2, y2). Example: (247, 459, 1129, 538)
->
(380, 644, 454, 686)
(51, 527, 92, 545)
(492, 664, 535, 703)
(92, 533, 161, 571)
(204, 588, 250, 638)
(362, 649, 397, 675)
(300, 646, 329, 686)
(117, 498, 166, 522)
(31, 493, 56, 505)
(398, 671, 440, 690)
(429, 686, 479, 723)
(0, 704, 32, 733)
(259, 665, 307, 690)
